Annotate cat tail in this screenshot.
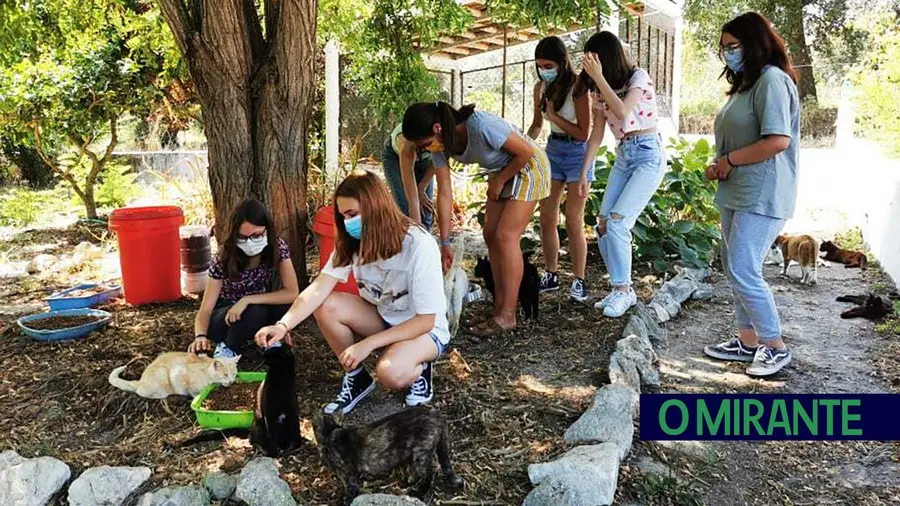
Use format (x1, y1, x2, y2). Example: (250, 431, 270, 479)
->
(108, 365, 140, 393)
(799, 240, 815, 266)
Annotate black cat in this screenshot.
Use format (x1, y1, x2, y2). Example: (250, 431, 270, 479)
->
(175, 345, 301, 457)
(838, 293, 893, 320)
(473, 250, 540, 319)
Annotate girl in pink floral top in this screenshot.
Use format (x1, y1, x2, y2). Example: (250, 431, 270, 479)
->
(576, 31, 665, 319)
(188, 199, 299, 358)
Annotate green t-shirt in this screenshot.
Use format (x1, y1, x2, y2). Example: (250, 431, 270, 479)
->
(713, 66, 800, 220)
(389, 124, 431, 163)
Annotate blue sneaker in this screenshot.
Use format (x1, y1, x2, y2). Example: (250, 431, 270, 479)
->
(213, 342, 238, 359)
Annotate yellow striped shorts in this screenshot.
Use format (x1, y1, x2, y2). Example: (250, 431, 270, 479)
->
(491, 141, 551, 202)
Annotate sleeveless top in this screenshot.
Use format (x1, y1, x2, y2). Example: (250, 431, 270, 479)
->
(542, 82, 578, 134)
(389, 124, 432, 162)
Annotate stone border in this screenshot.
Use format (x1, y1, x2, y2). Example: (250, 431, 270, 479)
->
(523, 266, 713, 506)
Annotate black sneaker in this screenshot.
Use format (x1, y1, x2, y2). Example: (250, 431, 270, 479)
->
(703, 337, 757, 363)
(570, 278, 588, 302)
(324, 368, 375, 415)
(746, 345, 792, 377)
(405, 362, 433, 407)
(540, 272, 559, 293)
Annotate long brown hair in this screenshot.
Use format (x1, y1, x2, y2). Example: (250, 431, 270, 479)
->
(535, 36, 577, 111)
(332, 170, 411, 267)
(574, 31, 635, 98)
(220, 198, 280, 279)
(720, 12, 798, 95)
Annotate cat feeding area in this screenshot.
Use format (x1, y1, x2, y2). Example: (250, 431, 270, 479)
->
(193, 372, 266, 429)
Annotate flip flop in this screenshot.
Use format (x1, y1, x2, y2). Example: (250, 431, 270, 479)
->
(468, 318, 515, 337)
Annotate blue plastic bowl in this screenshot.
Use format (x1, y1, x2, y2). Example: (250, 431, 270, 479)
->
(45, 283, 122, 311)
(17, 308, 112, 342)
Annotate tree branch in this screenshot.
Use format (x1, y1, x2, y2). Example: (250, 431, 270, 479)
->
(33, 123, 87, 201)
(157, 0, 195, 57)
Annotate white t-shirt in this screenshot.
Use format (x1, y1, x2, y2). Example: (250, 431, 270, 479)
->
(321, 226, 451, 345)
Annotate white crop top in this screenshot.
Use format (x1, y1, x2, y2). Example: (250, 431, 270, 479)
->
(542, 82, 578, 134)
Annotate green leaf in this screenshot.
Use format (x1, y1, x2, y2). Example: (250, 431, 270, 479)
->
(674, 220, 695, 234)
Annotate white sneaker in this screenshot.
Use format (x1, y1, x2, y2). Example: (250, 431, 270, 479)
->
(593, 291, 615, 309)
(602, 289, 637, 318)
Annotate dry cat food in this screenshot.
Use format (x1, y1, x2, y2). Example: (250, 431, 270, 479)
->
(25, 315, 105, 331)
(64, 286, 111, 298)
(202, 382, 258, 412)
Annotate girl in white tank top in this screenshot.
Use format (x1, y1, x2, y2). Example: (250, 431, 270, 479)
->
(526, 36, 592, 303)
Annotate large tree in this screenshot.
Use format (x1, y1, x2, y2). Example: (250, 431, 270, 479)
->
(154, 0, 317, 282)
(683, 0, 867, 103)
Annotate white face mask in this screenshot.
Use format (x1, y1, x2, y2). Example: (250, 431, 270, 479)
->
(237, 235, 268, 257)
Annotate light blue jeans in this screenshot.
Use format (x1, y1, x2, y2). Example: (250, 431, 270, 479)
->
(597, 134, 666, 286)
(720, 208, 786, 341)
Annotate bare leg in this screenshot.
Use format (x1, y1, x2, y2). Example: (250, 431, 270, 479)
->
(539, 180, 566, 274)
(492, 200, 539, 329)
(313, 291, 387, 369)
(483, 198, 506, 316)
(565, 182, 588, 280)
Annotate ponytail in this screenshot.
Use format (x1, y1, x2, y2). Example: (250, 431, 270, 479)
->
(402, 101, 476, 154)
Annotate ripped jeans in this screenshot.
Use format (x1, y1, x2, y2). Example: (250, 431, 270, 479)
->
(596, 134, 665, 287)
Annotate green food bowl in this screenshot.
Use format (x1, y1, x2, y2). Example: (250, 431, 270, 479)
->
(191, 371, 266, 429)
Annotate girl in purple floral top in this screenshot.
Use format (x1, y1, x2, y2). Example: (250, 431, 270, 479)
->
(188, 199, 300, 358)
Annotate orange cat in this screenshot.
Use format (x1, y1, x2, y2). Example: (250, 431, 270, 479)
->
(108, 352, 239, 399)
(774, 234, 818, 285)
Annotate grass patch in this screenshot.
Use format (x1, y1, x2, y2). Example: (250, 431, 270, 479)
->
(875, 301, 900, 336)
(636, 472, 704, 506)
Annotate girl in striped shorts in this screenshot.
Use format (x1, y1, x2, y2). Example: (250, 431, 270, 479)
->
(402, 102, 550, 336)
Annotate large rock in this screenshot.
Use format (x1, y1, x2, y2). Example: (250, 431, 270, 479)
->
(691, 283, 715, 301)
(351, 494, 427, 506)
(608, 334, 660, 393)
(235, 458, 296, 506)
(524, 443, 621, 506)
(622, 302, 666, 345)
(68, 465, 151, 506)
(0, 450, 71, 506)
(563, 384, 638, 460)
(138, 485, 210, 506)
(650, 291, 681, 320)
(660, 275, 699, 305)
(26, 254, 58, 274)
(202, 472, 236, 500)
(675, 265, 712, 282)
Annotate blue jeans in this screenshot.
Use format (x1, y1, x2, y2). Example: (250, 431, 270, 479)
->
(382, 143, 435, 230)
(720, 208, 786, 341)
(597, 134, 665, 286)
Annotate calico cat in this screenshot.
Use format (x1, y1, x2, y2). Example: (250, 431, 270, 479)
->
(774, 234, 819, 284)
(473, 251, 540, 319)
(444, 237, 468, 338)
(108, 352, 240, 399)
(313, 407, 463, 504)
(174, 346, 301, 457)
(820, 240, 868, 270)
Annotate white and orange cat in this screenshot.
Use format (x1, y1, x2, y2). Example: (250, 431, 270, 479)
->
(108, 352, 240, 399)
(774, 234, 819, 285)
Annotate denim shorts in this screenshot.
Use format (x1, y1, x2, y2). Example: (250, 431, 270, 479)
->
(381, 318, 445, 359)
(546, 136, 591, 183)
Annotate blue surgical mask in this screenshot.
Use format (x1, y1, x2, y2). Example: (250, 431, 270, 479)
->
(344, 215, 362, 240)
(723, 48, 744, 73)
(539, 68, 558, 83)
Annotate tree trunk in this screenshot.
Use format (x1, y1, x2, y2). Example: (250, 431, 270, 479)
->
(781, 2, 817, 103)
(83, 188, 98, 219)
(156, 0, 316, 286)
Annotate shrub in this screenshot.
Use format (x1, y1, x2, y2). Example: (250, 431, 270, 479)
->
(0, 186, 56, 226)
(588, 138, 721, 272)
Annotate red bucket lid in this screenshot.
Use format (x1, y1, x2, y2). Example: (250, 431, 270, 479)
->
(109, 206, 184, 230)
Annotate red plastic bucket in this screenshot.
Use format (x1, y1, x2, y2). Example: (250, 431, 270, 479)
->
(109, 206, 185, 305)
(312, 205, 358, 295)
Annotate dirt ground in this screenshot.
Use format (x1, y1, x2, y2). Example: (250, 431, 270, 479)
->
(0, 224, 649, 505)
(616, 261, 900, 506)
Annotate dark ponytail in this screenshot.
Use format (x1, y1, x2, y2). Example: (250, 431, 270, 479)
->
(402, 101, 476, 153)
